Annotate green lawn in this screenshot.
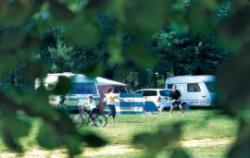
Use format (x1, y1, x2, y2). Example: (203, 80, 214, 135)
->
(89, 145, 231, 158)
(91, 110, 238, 145)
(0, 110, 238, 158)
(85, 110, 237, 158)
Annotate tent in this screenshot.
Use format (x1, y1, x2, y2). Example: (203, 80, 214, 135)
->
(96, 77, 126, 86)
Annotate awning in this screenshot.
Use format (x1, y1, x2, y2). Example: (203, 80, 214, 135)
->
(96, 77, 126, 86)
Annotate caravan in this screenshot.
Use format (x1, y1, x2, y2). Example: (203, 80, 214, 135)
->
(165, 75, 216, 107)
(35, 72, 101, 109)
(35, 72, 128, 110)
(35, 72, 154, 114)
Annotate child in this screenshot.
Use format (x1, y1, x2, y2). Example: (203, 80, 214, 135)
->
(87, 95, 98, 124)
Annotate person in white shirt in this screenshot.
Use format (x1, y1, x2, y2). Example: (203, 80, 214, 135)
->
(87, 95, 96, 110)
(87, 95, 98, 122)
(103, 88, 120, 121)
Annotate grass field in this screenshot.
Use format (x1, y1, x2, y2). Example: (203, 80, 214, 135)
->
(0, 110, 238, 158)
(86, 110, 238, 158)
(87, 145, 231, 158)
(92, 110, 237, 144)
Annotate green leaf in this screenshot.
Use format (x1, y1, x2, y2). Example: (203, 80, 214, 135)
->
(216, 43, 250, 116)
(53, 76, 72, 95)
(63, 15, 101, 47)
(85, 0, 109, 10)
(49, 0, 75, 21)
(0, 30, 26, 51)
(64, 135, 82, 157)
(81, 63, 104, 78)
(82, 132, 108, 148)
(20, 62, 45, 84)
(0, 55, 19, 75)
(170, 148, 191, 158)
(1, 112, 31, 152)
(133, 123, 182, 151)
(187, 2, 214, 35)
(217, 4, 250, 50)
(37, 123, 63, 149)
(2, 128, 23, 152)
(228, 122, 250, 158)
(123, 0, 172, 36)
(0, 0, 33, 27)
(108, 34, 123, 64)
(126, 44, 157, 69)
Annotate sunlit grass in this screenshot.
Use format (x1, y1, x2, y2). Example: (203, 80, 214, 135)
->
(93, 110, 238, 145)
(90, 145, 231, 158)
(0, 110, 238, 158)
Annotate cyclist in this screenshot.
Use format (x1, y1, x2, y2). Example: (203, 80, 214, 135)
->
(87, 95, 99, 124)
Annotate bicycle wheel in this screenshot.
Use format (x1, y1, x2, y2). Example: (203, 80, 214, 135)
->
(94, 114, 108, 127)
(81, 111, 90, 126)
(71, 114, 83, 127)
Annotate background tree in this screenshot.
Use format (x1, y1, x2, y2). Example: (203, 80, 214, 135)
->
(151, 31, 229, 76)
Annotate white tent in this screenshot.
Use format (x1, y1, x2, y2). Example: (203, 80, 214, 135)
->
(36, 72, 126, 90)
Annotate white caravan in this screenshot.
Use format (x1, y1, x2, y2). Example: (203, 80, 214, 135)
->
(35, 72, 100, 107)
(165, 75, 216, 107)
(35, 72, 127, 109)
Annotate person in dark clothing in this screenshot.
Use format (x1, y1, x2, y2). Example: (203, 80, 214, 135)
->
(170, 84, 184, 114)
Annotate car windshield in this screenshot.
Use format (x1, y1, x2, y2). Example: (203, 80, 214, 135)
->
(160, 90, 172, 96)
(69, 83, 97, 94)
(205, 82, 216, 93)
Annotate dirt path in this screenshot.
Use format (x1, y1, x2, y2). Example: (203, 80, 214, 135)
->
(84, 137, 235, 157)
(0, 137, 235, 158)
(180, 137, 235, 148)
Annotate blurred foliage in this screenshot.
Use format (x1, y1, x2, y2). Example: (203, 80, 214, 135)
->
(132, 123, 190, 158)
(1, 0, 250, 157)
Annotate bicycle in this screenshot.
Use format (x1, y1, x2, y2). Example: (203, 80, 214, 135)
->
(71, 106, 108, 128)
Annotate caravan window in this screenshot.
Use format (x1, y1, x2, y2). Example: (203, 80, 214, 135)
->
(187, 83, 201, 92)
(69, 83, 97, 94)
(205, 82, 215, 92)
(167, 84, 173, 89)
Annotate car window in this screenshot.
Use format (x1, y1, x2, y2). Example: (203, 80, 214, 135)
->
(143, 90, 157, 96)
(135, 90, 142, 94)
(69, 83, 97, 94)
(160, 90, 172, 96)
(187, 83, 201, 92)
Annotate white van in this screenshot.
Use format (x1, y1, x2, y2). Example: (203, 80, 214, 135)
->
(165, 75, 216, 107)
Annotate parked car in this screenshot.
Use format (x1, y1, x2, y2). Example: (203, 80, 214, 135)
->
(165, 75, 216, 107)
(135, 88, 172, 111)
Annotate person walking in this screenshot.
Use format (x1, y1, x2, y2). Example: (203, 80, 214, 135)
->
(170, 84, 184, 114)
(104, 88, 120, 121)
